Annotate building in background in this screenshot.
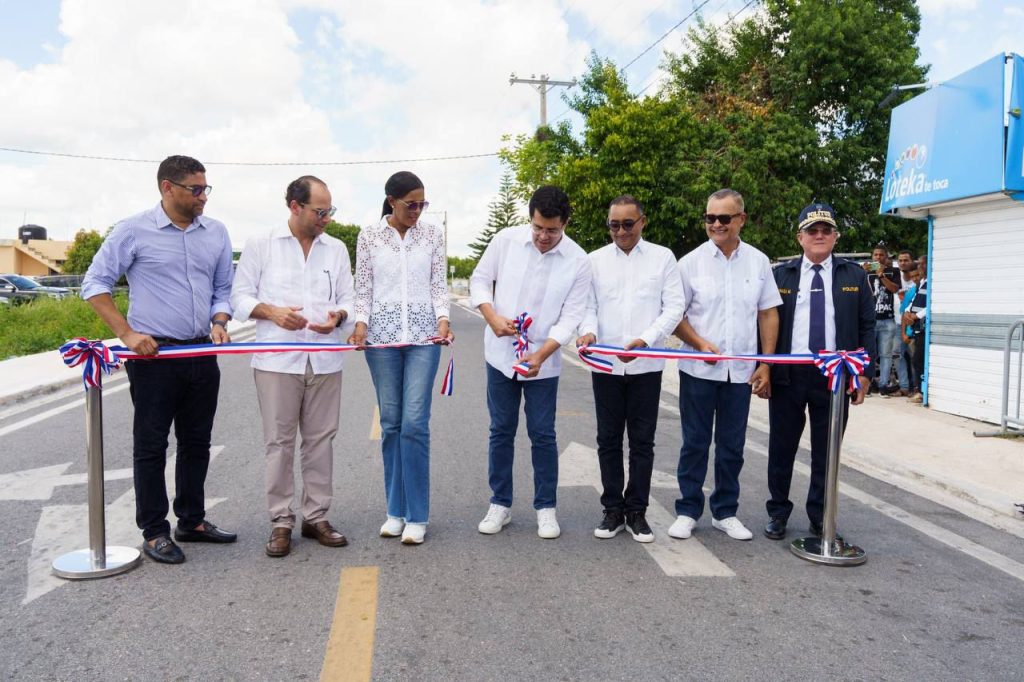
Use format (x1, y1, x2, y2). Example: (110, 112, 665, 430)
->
(0, 225, 72, 276)
(880, 52, 1024, 424)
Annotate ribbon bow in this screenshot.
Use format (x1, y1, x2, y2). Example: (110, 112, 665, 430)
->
(813, 348, 871, 393)
(513, 312, 532, 360)
(59, 338, 121, 390)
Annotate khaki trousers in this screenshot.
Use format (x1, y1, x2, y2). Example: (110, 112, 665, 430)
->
(254, 362, 342, 528)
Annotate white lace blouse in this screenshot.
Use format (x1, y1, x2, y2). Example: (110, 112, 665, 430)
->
(354, 216, 450, 344)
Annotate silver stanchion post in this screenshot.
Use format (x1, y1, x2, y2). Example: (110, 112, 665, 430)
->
(790, 381, 867, 566)
(52, 385, 142, 579)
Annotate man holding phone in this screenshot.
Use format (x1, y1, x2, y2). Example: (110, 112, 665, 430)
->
(863, 245, 899, 393)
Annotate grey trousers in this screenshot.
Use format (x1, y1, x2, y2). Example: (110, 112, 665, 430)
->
(254, 363, 343, 528)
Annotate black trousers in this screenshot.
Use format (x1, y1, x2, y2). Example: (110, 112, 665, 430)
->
(125, 355, 220, 540)
(591, 371, 662, 513)
(766, 365, 849, 525)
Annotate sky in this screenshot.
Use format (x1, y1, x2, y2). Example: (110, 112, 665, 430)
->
(0, 0, 1021, 256)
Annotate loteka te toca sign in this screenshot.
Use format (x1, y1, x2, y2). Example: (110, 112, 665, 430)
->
(880, 53, 1022, 216)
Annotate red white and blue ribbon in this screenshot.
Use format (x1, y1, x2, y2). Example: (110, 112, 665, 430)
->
(513, 312, 532, 360)
(61, 338, 457, 396)
(813, 348, 870, 393)
(59, 338, 121, 389)
(428, 337, 455, 396)
(577, 344, 870, 391)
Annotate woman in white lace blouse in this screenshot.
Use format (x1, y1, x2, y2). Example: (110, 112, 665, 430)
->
(349, 171, 452, 545)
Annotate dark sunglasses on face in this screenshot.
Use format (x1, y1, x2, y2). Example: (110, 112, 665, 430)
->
(302, 204, 337, 220)
(607, 218, 642, 232)
(397, 199, 430, 212)
(801, 225, 835, 236)
(169, 180, 213, 197)
(704, 213, 742, 225)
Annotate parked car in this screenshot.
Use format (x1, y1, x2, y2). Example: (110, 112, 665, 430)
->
(34, 274, 86, 289)
(0, 274, 71, 300)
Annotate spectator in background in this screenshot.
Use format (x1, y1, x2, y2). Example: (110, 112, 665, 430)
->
(892, 249, 917, 396)
(864, 244, 900, 394)
(902, 257, 928, 404)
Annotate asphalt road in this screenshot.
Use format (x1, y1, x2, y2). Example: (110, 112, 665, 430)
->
(2, 302, 1023, 681)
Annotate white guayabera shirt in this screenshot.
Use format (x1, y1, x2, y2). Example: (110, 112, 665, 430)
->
(677, 239, 782, 383)
(353, 216, 449, 345)
(469, 224, 592, 381)
(580, 239, 687, 376)
(231, 225, 354, 374)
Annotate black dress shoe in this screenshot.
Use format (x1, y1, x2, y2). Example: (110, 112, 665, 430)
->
(764, 518, 787, 540)
(143, 536, 186, 564)
(174, 520, 237, 543)
(809, 521, 823, 537)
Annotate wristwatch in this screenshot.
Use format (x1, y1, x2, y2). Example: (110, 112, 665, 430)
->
(212, 319, 228, 329)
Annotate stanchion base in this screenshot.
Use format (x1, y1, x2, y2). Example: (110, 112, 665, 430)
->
(790, 536, 867, 566)
(52, 546, 142, 580)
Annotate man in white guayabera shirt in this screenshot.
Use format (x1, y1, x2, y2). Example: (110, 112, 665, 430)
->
(669, 188, 781, 543)
(230, 176, 354, 558)
(470, 185, 592, 540)
(575, 195, 685, 544)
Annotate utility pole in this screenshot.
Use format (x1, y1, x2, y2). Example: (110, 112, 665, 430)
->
(509, 73, 577, 127)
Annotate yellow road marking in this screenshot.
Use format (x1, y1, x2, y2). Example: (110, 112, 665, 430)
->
(321, 566, 379, 682)
(369, 405, 381, 441)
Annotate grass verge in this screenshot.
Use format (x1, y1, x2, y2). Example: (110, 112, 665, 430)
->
(0, 294, 128, 360)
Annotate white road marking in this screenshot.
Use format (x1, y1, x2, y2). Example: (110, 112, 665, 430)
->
(0, 463, 134, 501)
(0, 383, 131, 438)
(560, 441, 734, 577)
(24, 445, 228, 604)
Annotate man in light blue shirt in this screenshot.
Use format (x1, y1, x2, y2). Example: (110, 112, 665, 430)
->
(82, 155, 236, 564)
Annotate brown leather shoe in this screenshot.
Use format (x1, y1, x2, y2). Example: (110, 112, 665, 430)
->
(266, 527, 292, 557)
(301, 519, 348, 547)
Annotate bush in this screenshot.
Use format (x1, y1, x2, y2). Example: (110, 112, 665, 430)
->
(0, 294, 129, 360)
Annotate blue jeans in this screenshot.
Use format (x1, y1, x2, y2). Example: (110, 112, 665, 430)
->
(897, 338, 911, 390)
(675, 372, 751, 521)
(486, 364, 559, 510)
(365, 344, 440, 524)
(874, 318, 898, 387)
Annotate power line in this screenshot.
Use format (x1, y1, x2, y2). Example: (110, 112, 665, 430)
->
(0, 146, 498, 166)
(621, 0, 714, 71)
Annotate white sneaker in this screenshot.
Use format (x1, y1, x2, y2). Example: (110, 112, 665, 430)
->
(712, 516, 753, 541)
(668, 515, 696, 539)
(536, 508, 560, 539)
(401, 522, 426, 545)
(379, 516, 405, 538)
(478, 504, 512, 534)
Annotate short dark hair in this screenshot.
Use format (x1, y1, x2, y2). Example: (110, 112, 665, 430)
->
(528, 185, 571, 223)
(383, 171, 425, 217)
(609, 194, 645, 215)
(157, 155, 205, 188)
(898, 249, 913, 259)
(285, 175, 327, 207)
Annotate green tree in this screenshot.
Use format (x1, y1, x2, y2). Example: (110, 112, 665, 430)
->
(323, 221, 361, 269)
(500, 1, 929, 258)
(447, 255, 478, 279)
(468, 172, 526, 260)
(61, 229, 104, 274)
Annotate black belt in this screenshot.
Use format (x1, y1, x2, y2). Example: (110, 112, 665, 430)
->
(152, 335, 212, 346)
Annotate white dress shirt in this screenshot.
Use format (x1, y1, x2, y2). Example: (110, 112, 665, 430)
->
(791, 255, 837, 355)
(470, 224, 592, 381)
(231, 225, 354, 374)
(579, 239, 686, 375)
(677, 239, 782, 383)
(353, 216, 450, 345)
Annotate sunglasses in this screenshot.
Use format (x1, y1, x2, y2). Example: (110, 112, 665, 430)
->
(302, 204, 337, 220)
(801, 225, 836, 236)
(397, 199, 430, 212)
(607, 218, 642, 232)
(704, 213, 742, 225)
(169, 180, 213, 197)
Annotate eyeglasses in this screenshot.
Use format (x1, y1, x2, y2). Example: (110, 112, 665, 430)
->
(704, 213, 742, 225)
(169, 180, 213, 197)
(397, 199, 430, 212)
(301, 204, 337, 220)
(801, 225, 836, 236)
(607, 218, 643, 232)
